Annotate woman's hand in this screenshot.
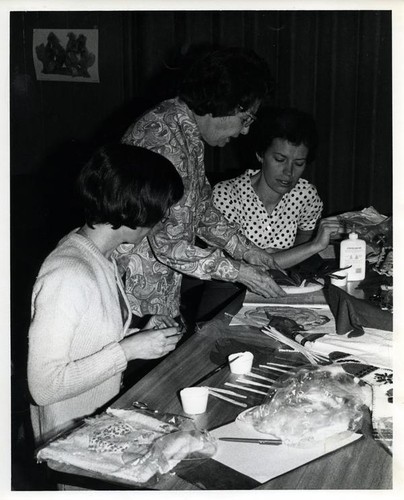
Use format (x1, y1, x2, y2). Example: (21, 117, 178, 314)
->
(120, 327, 182, 361)
(242, 248, 284, 272)
(312, 217, 342, 252)
(238, 262, 286, 298)
(143, 314, 179, 330)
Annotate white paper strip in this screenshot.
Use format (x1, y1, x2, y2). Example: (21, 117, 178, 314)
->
(243, 372, 276, 382)
(208, 387, 247, 398)
(260, 364, 290, 373)
(209, 390, 247, 408)
(224, 382, 267, 396)
(236, 377, 276, 389)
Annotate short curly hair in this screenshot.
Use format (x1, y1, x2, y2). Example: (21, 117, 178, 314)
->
(178, 46, 272, 117)
(78, 144, 184, 229)
(253, 107, 319, 164)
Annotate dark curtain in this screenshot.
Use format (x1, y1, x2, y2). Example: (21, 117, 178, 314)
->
(118, 10, 392, 217)
(10, 10, 392, 216)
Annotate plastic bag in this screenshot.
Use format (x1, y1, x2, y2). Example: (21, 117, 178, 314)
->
(238, 365, 370, 448)
(337, 207, 391, 256)
(115, 429, 218, 482)
(125, 429, 216, 468)
(36, 408, 217, 485)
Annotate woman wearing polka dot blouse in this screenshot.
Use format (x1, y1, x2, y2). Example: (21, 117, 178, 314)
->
(213, 107, 341, 269)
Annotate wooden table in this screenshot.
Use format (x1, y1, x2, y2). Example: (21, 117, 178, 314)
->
(48, 293, 392, 490)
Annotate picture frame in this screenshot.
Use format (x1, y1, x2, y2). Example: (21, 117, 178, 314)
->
(32, 28, 99, 83)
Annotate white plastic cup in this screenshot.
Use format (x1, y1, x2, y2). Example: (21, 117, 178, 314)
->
(228, 351, 254, 374)
(331, 270, 348, 287)
(180, 387, 209, 414)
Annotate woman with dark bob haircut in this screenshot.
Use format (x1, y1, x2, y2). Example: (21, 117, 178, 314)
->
(213, 107, 341, 268)
(79, 144, 184, 229)
(28, 144, 184, 445)
(118, 46, 286, 323)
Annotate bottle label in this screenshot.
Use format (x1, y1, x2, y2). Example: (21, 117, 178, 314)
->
(340, 245, 366, 279)
(345, 254, 363, 273)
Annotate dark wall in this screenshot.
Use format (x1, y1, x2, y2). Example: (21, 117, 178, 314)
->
(10, 11, 127, 174)
(11, 10, 392, 214)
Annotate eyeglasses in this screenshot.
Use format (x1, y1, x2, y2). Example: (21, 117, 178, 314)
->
(238, 106, 257, 128)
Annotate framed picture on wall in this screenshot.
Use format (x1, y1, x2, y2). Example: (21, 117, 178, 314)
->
(32, 28, 99, 82)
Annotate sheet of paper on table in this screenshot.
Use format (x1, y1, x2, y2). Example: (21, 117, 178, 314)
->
(210, 420, 361, 484)
(229, 302, 336, 335)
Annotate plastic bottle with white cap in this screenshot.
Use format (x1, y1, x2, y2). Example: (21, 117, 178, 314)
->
(339, 227, 366, 281)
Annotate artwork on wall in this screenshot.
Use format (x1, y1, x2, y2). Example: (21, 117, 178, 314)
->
(32, 28, 99, 82)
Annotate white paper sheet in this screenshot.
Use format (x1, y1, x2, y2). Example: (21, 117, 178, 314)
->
(308, 327, 393, 369)
(210, 420, 361, 484)
(230, 303, 336, 335)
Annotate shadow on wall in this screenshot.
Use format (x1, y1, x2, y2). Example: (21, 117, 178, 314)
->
(92, 42, 228, 148)
(11, 140, 92, 490)
(11, 139, 92, 374)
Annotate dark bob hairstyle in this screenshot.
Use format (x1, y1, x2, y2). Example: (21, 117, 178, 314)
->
(178, 46, 272, 117)
(78, 144, 184, 229)
(253, 107, 319, 164)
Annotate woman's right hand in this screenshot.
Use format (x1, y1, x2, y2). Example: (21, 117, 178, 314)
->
(312, 217, 342, 251)
(120, 327, 182, 361)
(238, 262, 286, 298)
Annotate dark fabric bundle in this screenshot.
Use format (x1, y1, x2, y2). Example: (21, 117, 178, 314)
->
(324, 284, 393, 337)
(270, 254, 344, 287)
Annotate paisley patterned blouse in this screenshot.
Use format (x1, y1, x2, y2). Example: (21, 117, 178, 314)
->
(114, 98, 251, 317)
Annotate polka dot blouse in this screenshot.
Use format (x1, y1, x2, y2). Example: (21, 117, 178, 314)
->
(212, 169, 323, 250)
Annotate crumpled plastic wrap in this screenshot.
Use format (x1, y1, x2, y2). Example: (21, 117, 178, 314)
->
(337, 206, 391, 259)
(238, 365, 370, 448)
(36, 408, 217, 485)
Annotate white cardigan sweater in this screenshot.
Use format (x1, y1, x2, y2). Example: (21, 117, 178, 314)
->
(28, 232, 131, 444)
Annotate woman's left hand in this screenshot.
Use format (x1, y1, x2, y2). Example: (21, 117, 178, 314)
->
(143, 315, 179, 330)
(313, 217, 342, 251)
(242, 248, 285, 272)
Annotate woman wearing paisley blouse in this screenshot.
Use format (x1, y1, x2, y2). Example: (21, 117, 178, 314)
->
(115, 47, 287, 320)
(213, 107, 341, 269)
